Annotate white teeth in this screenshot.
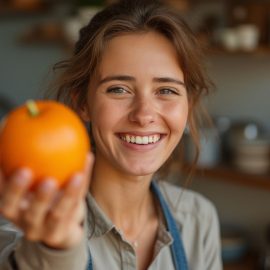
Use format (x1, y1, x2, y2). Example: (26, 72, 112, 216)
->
(136, 136, 142, 144)
(121, 134, 161, 145)
(142, 136, 148, 144)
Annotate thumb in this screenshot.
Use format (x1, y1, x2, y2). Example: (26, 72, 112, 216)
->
(81, 152, 95, 198)
(0, 169, 4, 197)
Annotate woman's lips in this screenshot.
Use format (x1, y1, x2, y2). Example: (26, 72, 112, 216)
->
(119, 133, 161, 145)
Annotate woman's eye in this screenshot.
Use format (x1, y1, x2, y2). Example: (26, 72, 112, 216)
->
(158, 88, 179, 95)
(106, 87, 129, 94)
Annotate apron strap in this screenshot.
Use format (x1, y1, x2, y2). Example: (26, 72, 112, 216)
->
(151, 181, 189, 270)
(87, 250, 93, 270)
(87, 181, 189, 270)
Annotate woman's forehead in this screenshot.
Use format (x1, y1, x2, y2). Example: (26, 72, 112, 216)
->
(97, 32, 183, 77)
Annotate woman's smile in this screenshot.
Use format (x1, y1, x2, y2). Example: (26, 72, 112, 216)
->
(119, 133, 162, 145)
(117, 132, 166, 151)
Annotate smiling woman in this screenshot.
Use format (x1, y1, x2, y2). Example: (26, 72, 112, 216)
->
(78, 32, 188, 177)
(0, 1, 222, 270)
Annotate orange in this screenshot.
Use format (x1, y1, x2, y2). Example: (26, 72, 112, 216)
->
(0, 100, 90, 188)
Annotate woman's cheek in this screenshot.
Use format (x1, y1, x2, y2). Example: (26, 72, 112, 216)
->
(166, 102, 188, 133)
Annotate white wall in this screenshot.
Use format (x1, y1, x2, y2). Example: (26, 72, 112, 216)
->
(0, 16, 65, 108)
(207, 53, 270, 132)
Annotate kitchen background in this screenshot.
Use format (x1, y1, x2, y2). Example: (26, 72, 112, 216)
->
(0, 0, 270, 269)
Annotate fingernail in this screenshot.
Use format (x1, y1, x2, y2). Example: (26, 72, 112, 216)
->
(19, 192, 33, 210)
(19, 168, 32, 178)
(40, 179, 57, 192)
(19, 198, 30, 210)
(71, 174, 83, 187)
(15, 169, 32, 185)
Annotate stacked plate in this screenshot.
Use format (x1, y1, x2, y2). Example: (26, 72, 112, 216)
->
(228, 122, 270, 174)
(232, 138, 270, 174)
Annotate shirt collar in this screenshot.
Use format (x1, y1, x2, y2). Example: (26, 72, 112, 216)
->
(85, 192, 114, 237)
(85, 187, 173, 249)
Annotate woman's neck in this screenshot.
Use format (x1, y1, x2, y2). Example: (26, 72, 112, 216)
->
(90, 155, 156, 233)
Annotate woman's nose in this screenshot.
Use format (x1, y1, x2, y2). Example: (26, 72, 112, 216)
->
(128, 98, 157, 127)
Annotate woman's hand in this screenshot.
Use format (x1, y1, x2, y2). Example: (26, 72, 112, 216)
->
(0, 152, 94, 250)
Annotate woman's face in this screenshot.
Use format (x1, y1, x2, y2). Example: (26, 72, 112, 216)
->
(83, 31, 188, 177)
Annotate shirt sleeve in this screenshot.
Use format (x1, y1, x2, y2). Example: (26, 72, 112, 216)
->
(0, 215, 89, 270)
(203, 204, 223, 270)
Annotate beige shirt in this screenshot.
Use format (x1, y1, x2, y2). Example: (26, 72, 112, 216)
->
(0, 181, 223, 270)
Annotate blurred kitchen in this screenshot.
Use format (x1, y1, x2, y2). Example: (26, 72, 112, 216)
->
(0, 0, 270, 269)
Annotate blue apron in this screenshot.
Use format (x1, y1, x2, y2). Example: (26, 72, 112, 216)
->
(87, 181, 189, 270)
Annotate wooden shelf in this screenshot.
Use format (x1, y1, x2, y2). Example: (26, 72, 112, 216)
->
(173, 163, 270, 192)
(0, 3, 50, 17)
(223, 253, 258, 270)
(17, 22, 66, 46)
(194, 165, 270, 190)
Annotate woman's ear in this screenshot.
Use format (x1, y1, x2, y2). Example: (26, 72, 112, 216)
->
(78, 104, 91, 122)
(71, 90, 91, 122)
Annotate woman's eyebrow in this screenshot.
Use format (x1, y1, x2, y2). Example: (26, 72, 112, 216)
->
(98, 75, 135, 86)
(153, 77, 185, 86)
(97, 75, 185, 87)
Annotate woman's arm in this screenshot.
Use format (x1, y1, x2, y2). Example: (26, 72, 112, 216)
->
(0, 153, 94, 270)
(0, 216, 89, 270)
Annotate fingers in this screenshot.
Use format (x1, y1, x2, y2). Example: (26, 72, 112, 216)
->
(47, 174, 83, 223)
(40, 153, 94, 248)
(0, 169, 33, 221)
(58, 201, 85, 248)
(43, 201, 85, 249)
(0, 169, 4, 195)
(21, 179, 57, 241)
(0, 152, 94, 249)
(23, 171, 86, 247)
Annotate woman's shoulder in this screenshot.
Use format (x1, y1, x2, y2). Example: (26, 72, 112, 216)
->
(156, 181, 222, 269)
(0, 216, 22, 259)
(0, 216, 22, 241)
(156, 180, 218, 221)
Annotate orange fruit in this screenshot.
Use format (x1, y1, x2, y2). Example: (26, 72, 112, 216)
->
(0, 100, 90, 188)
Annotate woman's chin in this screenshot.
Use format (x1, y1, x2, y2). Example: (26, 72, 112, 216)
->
(122, 163, 160, 177)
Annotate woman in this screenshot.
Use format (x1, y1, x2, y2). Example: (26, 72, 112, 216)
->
(0, 0, 222, 269)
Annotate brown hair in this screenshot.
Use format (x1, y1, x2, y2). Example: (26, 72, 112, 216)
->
(49, 0, 213, 179)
